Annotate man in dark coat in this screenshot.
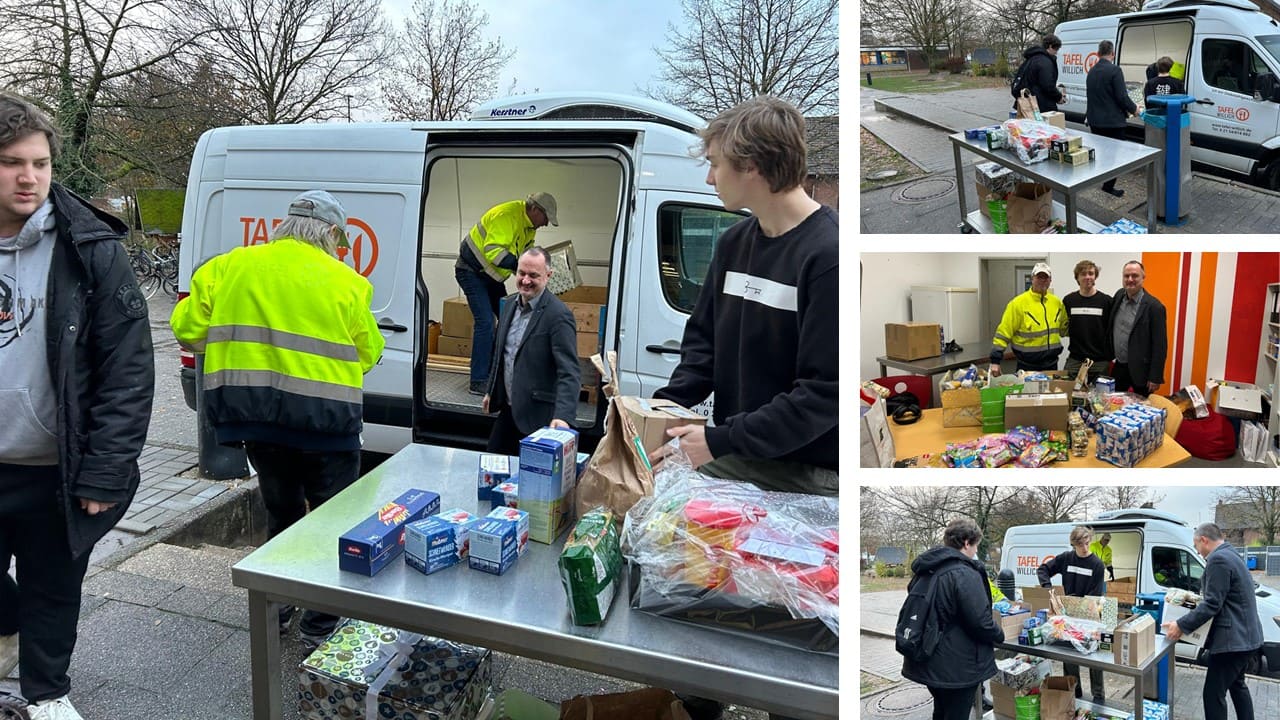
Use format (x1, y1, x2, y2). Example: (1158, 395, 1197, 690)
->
(1163, 523, 1263, 720)
(901, 519, 1004, 720)
(1108, 260, 1167, 397)
(482, 247, 580, 454)
(0, 92, 154, 720)
(1086, 40, 1138, 197)
(1014, 34, 1065, 113)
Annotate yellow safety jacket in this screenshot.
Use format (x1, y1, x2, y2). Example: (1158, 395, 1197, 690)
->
(990, 290, 1067, 370)
(170, 239, 384, 449)
(1089, 541, 1112, 567)
(463, 200, 538, 282)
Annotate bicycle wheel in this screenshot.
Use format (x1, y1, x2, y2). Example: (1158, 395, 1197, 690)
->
(134, 256, 161, 299)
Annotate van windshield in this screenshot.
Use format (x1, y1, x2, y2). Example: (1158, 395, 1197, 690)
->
(1261, 35, 1280, 66)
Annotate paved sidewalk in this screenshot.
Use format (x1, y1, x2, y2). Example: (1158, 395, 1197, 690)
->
(859, 84, 1280, 234)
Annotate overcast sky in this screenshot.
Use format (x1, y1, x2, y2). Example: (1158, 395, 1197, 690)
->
(381, 0, 683, 97)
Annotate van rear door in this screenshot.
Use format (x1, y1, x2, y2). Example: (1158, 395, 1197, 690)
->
(624, 191, 745, 412)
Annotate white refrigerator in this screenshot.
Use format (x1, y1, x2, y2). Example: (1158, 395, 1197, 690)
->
(910, 286, 979, 344)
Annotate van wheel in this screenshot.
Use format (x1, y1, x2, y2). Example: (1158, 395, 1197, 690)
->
(1263, 160, 1280, 192)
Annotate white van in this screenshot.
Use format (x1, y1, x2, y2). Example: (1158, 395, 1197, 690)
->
(176, 93, 741, 453)
(1000, 508, 1280, 672)
(1055, 0, 1280, 188)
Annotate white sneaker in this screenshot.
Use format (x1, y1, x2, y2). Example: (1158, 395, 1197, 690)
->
(28, 696, 84, 720)
(0, 633, 16, 677)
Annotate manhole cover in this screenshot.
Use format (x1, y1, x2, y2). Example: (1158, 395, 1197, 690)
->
(871, 684, 935, 715)
(893, 177, 956, 204)
(866, 169, 899, 181)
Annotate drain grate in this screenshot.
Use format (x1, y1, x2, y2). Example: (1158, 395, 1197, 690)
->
(892, 177, 956, 204)
(870, 684, 936, 715)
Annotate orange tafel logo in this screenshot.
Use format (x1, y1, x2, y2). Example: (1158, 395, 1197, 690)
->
(1084, 53, 1100, 72)
(1236, 107, 1251, 122)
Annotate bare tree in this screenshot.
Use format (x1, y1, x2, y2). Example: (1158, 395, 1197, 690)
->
(381, 0, 513, 121)
(1028, 486, 1101, 523)
(189, 0, 392, 124)
(1221, 487, 1280, 545)
(868, 485, 1028, 564)
(1099, 486, 1167, 512)
(649, 0, 838, 117)
(864, 0, 966, 70)
(0, 0, 198, 195)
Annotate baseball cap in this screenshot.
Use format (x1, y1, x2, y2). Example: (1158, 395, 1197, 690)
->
(528, 192, 559, 226)
(1032, 262, 1052, 277)
(288, 190, 346, 229)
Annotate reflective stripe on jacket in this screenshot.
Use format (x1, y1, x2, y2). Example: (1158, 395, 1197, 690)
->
(990, 289, 1067, 369)
(170, 239, 384, 445)
(464, 200, 537, 282)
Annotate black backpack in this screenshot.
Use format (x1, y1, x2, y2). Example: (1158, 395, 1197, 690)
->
(895, 560, 965, 663)
(1011, 59, 1031, 98)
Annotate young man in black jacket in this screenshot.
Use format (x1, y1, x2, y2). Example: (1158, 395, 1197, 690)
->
(0, 92, 154, 720)
(1014, 34, 1066, 113)
(901, 519, 1004, 720)
(1062, 259, 1113, 385)
(650, 95, 837, 496)
(1037, 526, 1108, 705)
(1086, 40, 1138, 197)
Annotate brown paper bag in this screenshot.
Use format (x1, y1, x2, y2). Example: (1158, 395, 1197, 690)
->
(1039, 676, 1078, 720)
(576, 352, 655, 522)
(1005, 182, 1052, 233)
(1016, 89, 1040, 120)
(560, 688, 692, 720)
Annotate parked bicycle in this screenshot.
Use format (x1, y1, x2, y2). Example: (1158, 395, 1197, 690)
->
(127, 238, 179, 299)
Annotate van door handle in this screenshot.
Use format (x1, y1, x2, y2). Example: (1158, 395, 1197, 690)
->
(645, 344, 681, 355)
(378, 319, 408, 332)
(1195, 97, 1215, 105)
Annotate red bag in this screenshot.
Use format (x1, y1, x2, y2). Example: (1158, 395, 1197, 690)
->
(1174, 406, 1237, 460)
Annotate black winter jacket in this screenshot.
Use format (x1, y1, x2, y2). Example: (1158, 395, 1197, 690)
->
(46, 183, 155, 558)
(1016, 46, 1063, 113)
(900, 546, 1003, 689)
(1086, 58, 1138, 129)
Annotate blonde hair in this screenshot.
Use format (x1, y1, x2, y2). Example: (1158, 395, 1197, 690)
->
(1069, 526, 1093, 547)
(699, 96, 807, 192)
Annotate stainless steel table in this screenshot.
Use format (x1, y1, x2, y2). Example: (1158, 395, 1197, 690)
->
(951, 130, 1162, 234)
(974, 634, 1177, 720)
(232, 443, 839, 720)
(876, 340, 988, 407)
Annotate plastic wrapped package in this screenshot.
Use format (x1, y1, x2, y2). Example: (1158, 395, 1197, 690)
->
(621, 446, 838, 653)
(1043, 615, 1107, 654)
(1002, 119, 1069, 164)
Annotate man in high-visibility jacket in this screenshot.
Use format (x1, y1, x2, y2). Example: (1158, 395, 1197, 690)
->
(171, 189, 383, 647)
(1090, 532, 1115, 581)
(454, 192, 558, 394)
(988, 262, 1067, 376)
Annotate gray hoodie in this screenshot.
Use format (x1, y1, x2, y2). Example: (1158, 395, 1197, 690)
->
(0, 198, 59, 464)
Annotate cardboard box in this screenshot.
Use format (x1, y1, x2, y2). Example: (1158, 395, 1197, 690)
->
(518, 428, 579, 502)
(543, 241, 584, 294)
(520, 496, 572, 544)
(884, 322, 941, 361)
(1004, 392, 1071, 431)
(404, 509, 478, 575)
(442, 296, 473, 338)
(1006, 182, 1053, 233)
(1050, 136, 1082, 153)
(339, 489, 441, 576)
(1108, 576, 1138, 606)
(1022, 585, 1060, 615)
(557, 284, 607, 304)
(991, 604, 1036, 641)
(489, 481, 519, 510)
(469, 516, 523, 575)
(298, 620, 491, 720)
(477, 454, 516, 500)
(563, 300, 605, 336)
(486, 506, 529, 555)
(1216, 381, 1264, 420)
(1041, 110, 1066, 128)
(576, 331, 599, 358)
(1162, 599, 1213, 647)
(436, 334, 471, 358)
(860, 398, 895, 468)
(1113, 612, 1156, 667)
(616, 396, 708, 456)
(940, 385, 982, 428)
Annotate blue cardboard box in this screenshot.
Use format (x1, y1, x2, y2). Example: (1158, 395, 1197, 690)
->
(404, 509, 478, 575)
(489, 481, 518, 510)
(468, 517, 521, 575)
(339, 489, 441, 576)
(575, 452, 590, 480)
(477, 454, 518, 500)
(518, 428, 579, 502)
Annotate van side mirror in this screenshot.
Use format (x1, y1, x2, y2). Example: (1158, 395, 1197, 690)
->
(1256, 72, 1280, 103)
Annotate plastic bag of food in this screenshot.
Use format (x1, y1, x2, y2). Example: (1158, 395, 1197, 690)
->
(1043, 614, 1106, 654)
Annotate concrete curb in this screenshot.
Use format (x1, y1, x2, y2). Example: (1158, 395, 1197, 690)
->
(873, 98, 959, 135)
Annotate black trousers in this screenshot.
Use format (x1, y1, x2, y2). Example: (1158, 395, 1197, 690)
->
(927, 684, 980, 720)
(1089, 125, 1129, 191)
(0, 463, 92, 703)
(485, 408, 525, 456)
(1203, 650, 1255, 720)
(244, 443, 360, 636)
(1111, 362, 1151, 397)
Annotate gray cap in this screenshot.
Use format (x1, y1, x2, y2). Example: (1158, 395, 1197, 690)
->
(527, 192, 559, 226)
(288, 190, 346, 229)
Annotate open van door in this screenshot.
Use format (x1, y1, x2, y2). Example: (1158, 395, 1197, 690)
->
(624, 191, 746, 415)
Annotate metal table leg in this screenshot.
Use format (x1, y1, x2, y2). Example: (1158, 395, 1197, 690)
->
(1147, 160, 1158, 233)
(879, 361, 888, 376)
(953, 142, 968, 229)
(249, 590, 283, 720)
(1065, 190, 1079, 234)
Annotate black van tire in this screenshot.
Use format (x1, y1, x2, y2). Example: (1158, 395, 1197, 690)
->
(1262, 157, 1280, 192)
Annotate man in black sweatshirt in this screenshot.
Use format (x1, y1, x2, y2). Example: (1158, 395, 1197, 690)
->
(1037, 526, 1108, 705)
(649, 95, 838, 498)
(1062, 259, 1113, 385)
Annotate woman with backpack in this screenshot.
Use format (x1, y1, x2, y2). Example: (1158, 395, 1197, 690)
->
(899, 519, 1004, 720)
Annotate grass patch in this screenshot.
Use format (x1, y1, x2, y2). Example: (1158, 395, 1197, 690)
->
(859, 574, 912, 593)
(864, 71, 1009, 94)
(861, 671, 894, 695)
(859, 128, 924, 191)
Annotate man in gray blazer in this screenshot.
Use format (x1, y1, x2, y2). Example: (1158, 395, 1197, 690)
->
(482, 247, 581, 453)
(1162, 522, 1263, 720)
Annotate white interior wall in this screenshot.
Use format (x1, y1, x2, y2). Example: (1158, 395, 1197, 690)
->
(860, 251, 1146, 380)
(421, 157, 622, 322)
